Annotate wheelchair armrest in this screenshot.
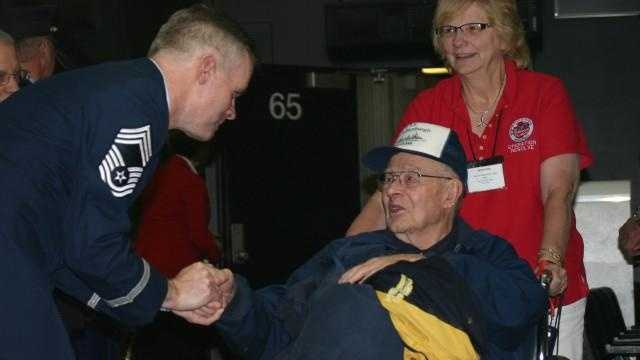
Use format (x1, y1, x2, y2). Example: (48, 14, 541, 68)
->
(606, 343, 640, 355)
(617, 332, 640, 340)
(611, 337, 640, 345)
(621, 329, 640, 336)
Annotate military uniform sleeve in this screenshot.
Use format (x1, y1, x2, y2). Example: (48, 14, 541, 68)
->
(64, 178, 167, 325)
(61, 71, 170, 325)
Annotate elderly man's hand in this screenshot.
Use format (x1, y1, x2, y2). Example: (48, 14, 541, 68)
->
(339, 253, 425, 284)
(619, 213, 640, 261)
(213, 268, 236, 305)
(162, 262, 222, 312)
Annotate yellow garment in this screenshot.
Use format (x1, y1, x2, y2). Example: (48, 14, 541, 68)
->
(376, 290, 479, 360)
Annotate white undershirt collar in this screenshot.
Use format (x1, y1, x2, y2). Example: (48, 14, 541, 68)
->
(148, 58, 171, 114)
(177, 155, 198, 174)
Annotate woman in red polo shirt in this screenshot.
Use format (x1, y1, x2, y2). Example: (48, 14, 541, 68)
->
(347, 0, 592, 358)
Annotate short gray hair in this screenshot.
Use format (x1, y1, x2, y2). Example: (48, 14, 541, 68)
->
(148, 4, 255, 69)
(0, 29, 15, 46)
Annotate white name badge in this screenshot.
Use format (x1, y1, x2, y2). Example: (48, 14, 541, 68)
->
(467, 156, 506, 193)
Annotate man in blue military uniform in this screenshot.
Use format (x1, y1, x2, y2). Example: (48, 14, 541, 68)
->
(0, 4, 254, 359)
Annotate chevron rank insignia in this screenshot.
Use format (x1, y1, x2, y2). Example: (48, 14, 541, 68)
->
(99, 125, 152, 198)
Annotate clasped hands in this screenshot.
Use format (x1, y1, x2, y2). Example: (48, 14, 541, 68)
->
(161, 261, 235, 325)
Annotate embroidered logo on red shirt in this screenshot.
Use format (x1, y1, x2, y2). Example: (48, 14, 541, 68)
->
(509, 118, 534, 142)
(507, 118, 536, 153)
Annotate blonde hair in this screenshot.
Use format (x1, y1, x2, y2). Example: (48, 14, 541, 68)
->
(431, 0, 530, 69)
(148, 4, 255, 70)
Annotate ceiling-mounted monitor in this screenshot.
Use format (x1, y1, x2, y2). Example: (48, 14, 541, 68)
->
(554, 0, 640, 19)
(325, 2, 437, 63)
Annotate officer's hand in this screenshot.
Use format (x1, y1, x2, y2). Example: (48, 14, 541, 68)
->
(174, 301, 225, 325)
(162, 262, 222, 311)
(173, 267, 236, 325)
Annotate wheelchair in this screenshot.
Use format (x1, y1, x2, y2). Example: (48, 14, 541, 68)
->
(534, 271, 562, 360)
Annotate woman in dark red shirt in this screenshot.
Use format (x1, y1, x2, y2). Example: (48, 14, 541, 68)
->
(135, 133, 220, 278)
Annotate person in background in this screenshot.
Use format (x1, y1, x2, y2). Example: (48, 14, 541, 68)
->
(135, 130, 221, 278)
(7, 4, 62, 83)
(206, 123, 547, 359)
(132, 130, 222, 360)
(0, 4, 254, 359)
(347, 1, 592, 358)
(0, 29, 20, 102)
(619, 208, 640, 262)
(16, 33, 57, 82)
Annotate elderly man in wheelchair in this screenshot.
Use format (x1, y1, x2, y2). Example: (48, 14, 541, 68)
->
(205, 123, 548, 359)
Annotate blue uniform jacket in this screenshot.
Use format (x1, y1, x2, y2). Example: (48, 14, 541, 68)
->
(216, 218, 547, 359)
(0, 58, 169, 359)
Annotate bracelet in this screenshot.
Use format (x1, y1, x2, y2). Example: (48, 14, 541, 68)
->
(538, 247, 562, 265)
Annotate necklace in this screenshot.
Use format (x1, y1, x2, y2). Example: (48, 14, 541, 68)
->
(465, 73, 506, 128)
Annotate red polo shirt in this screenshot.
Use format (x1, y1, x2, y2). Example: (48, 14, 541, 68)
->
(395, 60, 593, 304)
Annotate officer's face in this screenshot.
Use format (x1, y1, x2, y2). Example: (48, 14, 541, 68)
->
(181, 51, 252, 141)
(0, 42, 20, 102)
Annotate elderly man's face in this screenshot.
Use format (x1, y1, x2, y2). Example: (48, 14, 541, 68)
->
(0, 42, 19, 102)
(381, 153, 455, 238)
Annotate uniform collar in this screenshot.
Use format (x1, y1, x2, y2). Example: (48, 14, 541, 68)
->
(148, 58, 171, 115)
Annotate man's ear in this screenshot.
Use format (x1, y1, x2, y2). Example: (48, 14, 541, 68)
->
(196, 53, 218, 85)
(443, 179, 464, 209)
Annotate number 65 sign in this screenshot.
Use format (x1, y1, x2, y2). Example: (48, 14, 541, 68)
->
(269, 92, 303, 120)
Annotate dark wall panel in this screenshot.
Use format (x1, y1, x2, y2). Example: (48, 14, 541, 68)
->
(535, 3, 640, 181)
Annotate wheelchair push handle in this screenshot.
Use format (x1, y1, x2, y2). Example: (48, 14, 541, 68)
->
(540, 270, 552, 292)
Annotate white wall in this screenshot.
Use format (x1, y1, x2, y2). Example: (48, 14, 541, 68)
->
(575, 180, 634, 325)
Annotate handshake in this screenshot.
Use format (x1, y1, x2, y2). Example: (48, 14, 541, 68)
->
(160, 261, 234, 325)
